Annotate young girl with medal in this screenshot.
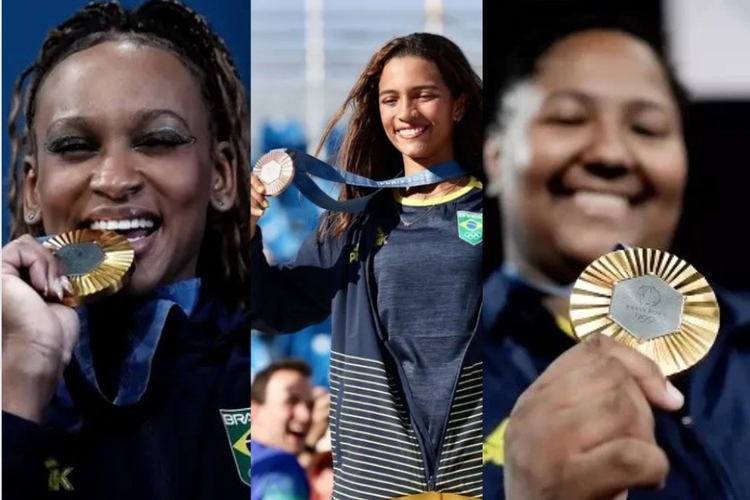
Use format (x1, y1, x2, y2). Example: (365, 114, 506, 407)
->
(482, 13, 750, 500)
(250, 32, 483, 500)
(2, 2, 251, 498)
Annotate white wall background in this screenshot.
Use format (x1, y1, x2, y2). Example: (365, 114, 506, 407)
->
(665, 0, 750, 99)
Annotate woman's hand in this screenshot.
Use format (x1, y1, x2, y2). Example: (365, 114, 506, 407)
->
(2, 235, 80, 423)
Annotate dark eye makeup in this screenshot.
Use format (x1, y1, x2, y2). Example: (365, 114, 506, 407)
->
(135, 127, 196, 151)
(43, 126, 196, 158)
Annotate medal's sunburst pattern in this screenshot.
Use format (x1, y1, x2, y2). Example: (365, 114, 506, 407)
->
(43, 230, 135, 307)
(570, 247, 720, 377)
(253, 150, 296, 196)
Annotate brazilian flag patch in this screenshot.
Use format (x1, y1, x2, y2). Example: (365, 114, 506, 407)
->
(457, 211, 482, 245)
(220, 408, 251, 486)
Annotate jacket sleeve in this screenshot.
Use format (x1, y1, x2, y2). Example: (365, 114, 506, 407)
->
(250, 225, 345, 335)
(2, 411, 52, 498)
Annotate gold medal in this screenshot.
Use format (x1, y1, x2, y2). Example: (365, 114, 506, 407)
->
(569, 247, 720, 377)
(42, 229, 135, 307)
(253, 149, 296, 196)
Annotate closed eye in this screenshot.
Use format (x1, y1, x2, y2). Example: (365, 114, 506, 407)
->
(135, 129, 196, 153)
(44, 136, 97, 160)
(547, 116, 586, 126)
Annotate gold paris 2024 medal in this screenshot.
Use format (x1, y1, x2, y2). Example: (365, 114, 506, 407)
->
(569, 247, 720, 377)
(42, 229, 136, 307)
(253, 150, 296, 196)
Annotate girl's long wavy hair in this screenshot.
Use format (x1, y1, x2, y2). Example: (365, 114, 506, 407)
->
(8, 0, 251, 309)
(315, 32, 483, 240)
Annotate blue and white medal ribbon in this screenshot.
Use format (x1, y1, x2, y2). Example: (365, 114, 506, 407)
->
(253, 148, 466, 213)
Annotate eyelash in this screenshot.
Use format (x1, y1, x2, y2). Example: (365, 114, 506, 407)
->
(546, 117, 666, 137)
(44, 131, 196, 158)
(381, 93, 437, 105)
(549, 117, 585, 126)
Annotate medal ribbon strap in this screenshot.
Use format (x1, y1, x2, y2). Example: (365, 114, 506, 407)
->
(272, 148, 466, 214)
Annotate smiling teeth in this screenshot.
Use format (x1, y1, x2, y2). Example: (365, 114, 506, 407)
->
(90, 219, 155, 231)
(398, 127, 426, 138)
(572, 191, 629, 217)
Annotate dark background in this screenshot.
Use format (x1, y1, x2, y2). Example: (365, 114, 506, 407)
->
(483, 0, 750, 289)
(1, 0, 250, 245)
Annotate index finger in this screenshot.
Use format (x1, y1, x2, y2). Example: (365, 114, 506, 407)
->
(250, 173, 265, 194)
(534, 334, 684, 412)
(2, 235, 64, 298)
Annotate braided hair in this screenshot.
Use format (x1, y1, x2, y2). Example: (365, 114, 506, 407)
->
(8, 0, 251, 308)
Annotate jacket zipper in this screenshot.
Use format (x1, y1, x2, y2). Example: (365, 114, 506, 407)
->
(361, 220, 482, 492)
(361, 231, 435, 490)
(430, 302, 483, 490)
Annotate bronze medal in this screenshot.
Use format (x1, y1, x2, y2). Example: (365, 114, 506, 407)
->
(42, 229, 135, 307)
(569, 247, 720, 377)
(253, 149, 296, 196)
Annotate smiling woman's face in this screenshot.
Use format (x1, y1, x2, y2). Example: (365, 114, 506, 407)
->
(378, 55, 463, 166)
(24, 39, 234, 294)
(491, 30, 687, 281)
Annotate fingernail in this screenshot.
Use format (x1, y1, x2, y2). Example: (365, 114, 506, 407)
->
(53, 278, 64, 301)
(262, 200, 270, 208)
(257, 185, 265, 194)
(61, 276, 74, 295)
(666, 381, 684, 408)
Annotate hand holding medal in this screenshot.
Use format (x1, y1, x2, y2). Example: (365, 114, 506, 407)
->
(1, 229, 134, 422)
(569, 246, 720, 377)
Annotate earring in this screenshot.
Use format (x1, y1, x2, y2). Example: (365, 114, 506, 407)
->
(26, 211, 36, 222)
(216, 200, 224, 207)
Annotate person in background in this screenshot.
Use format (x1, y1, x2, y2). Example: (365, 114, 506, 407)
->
(482, 12, 750, 500)
(250, 358, 315, 500)
(308, 450, 334, 500)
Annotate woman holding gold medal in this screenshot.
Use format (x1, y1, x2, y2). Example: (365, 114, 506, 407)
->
(482, 13, 750, 500)
(250, 33, 483, 499)
(1, 1, 252, 498)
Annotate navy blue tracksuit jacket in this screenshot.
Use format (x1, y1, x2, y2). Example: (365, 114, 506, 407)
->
(3, 279, 250, 500)
(251, 206, 483, 499)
